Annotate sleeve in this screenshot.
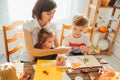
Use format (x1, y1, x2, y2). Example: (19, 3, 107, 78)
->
(23, 20, 32, 32)
(23, 19, 39, 32)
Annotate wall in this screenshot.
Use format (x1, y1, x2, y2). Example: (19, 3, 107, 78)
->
(0, 0, 10, 28)
(0, 0, 9, 55)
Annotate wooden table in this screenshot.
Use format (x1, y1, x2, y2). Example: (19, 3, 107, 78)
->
(22, 58, 113, 80)
(66, 64, 113, 80)
(66, 56, 113, 80)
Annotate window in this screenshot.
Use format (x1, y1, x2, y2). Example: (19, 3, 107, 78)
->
(8, 0, 35, 21)
(7, 0, 87, 24)
(7, 0, 73, 21)
(54, 0, 72, 20)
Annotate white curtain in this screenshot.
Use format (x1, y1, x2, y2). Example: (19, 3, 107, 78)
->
(53, 0, 88, 25)
(8, 0, 35, 22)
(8, 0, 74, 22)
(7, 0, 88, 24)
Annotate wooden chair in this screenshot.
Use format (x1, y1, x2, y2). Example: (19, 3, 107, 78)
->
(2, 20, 24, 62)
(60, 24, 71, 46)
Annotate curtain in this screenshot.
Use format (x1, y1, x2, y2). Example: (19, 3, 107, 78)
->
(7, 0, 88, 24)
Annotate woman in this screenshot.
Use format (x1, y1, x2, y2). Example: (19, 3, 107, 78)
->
(20, 0, 71, 62)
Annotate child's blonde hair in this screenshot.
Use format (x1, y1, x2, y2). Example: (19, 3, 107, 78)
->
(72, 14, 88, 27)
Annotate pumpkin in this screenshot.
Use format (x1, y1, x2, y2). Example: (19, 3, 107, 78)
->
(0, 63, 18, 80)
(98, 71, 115, 80)
(111, 72, 120, 80)
(101, 0, 108, 7)
(99, 26, 108, 33)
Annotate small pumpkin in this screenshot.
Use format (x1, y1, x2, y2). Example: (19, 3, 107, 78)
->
(101, 0, 109, 7)
(0, 63, 18, 80)
(98, 71, 115, 80)
(111, 72, 120, 80)
(99, 26, 108, 33)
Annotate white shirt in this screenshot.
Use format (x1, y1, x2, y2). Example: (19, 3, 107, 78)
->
(20, 19, 57, 61)
(63, 33, 91, 53)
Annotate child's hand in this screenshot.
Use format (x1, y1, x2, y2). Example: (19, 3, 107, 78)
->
(80, 46, 88, 53)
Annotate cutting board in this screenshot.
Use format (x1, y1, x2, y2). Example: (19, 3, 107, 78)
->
(33, 60, 62, 80)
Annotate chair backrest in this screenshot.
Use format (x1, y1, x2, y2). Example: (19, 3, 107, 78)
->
(2, 20, 24, 62)
(60, 24, 71, 46)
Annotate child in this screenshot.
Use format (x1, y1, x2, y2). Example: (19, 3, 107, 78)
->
(33, 28, 56, 61)
(63, 14, 91, 56)
(33, 28, 65, 66)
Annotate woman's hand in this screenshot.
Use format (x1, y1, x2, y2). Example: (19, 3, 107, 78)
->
(56, 56, 66, 66)
(56, 46, 71, 54)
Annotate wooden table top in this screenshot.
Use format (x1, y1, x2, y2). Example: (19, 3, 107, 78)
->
(22, 58, 113, 80)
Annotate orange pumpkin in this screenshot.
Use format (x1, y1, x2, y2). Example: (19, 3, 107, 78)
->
(101, 0, 108, 7)
(112, 73, 120, 80)
(99, 26, 108, 33)
(98, 71, 115, 80)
